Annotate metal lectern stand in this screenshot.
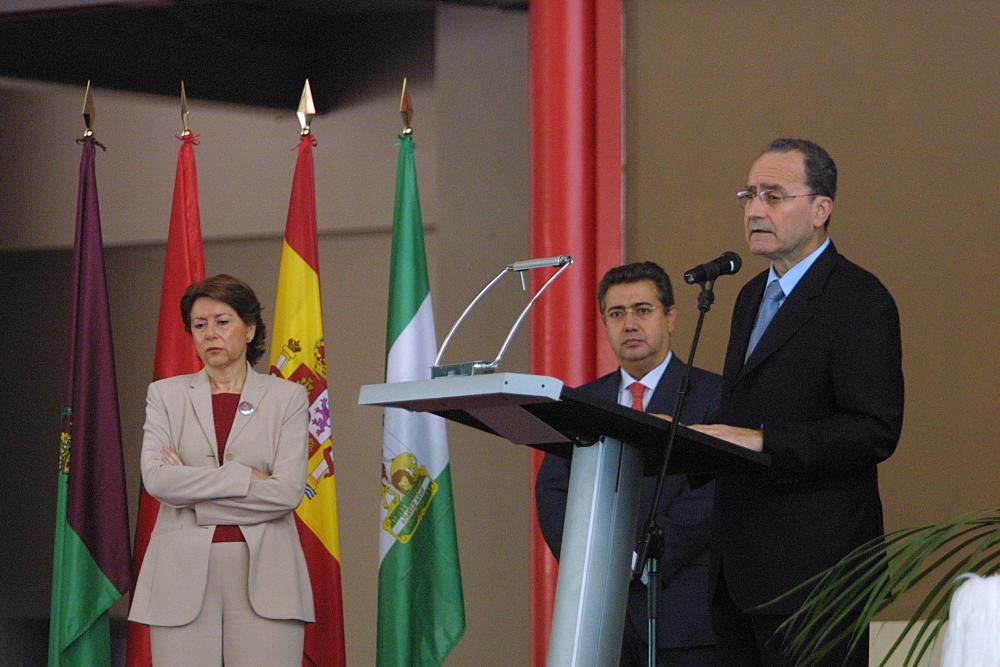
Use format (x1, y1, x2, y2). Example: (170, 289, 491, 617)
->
(358, 372, 769, 666)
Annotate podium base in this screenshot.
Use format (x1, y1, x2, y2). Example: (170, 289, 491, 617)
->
(548, 436, 642, 665)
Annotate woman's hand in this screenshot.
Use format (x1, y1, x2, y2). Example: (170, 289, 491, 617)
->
(160, 447, 183, 466)
(250, 468, 270, 481)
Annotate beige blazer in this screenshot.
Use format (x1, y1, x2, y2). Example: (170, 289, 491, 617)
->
(129, 365, 315, 626)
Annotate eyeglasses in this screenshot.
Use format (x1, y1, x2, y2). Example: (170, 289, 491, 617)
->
(736, 188, 817, 208)
(604, 304, 662, 322)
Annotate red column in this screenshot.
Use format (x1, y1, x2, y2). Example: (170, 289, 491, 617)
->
(593, 0, 626, 375)
(529, 1, 623, 664)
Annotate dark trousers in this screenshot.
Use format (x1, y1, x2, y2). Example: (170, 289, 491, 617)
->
(711, 573, 868, 667)
(620, 616, 717, 667)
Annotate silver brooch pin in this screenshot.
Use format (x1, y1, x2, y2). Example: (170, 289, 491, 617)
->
(238, 401, 256, 416)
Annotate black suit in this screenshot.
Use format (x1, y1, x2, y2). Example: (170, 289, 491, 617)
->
(711, 242, 904, 663)
(536, 356, 722, 661)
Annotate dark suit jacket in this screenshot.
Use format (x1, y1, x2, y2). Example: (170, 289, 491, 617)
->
(712, 242, 904, 613)
(536, 356, 722, 649)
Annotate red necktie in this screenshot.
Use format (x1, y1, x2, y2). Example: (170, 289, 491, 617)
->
(628, 382, 646, 411)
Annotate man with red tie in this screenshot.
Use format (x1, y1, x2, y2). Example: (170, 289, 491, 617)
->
(536, 261, 722, 666)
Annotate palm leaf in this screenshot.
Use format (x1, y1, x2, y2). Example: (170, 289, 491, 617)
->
(763, 507, 999, 667)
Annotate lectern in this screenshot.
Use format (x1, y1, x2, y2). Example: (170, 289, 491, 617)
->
(359, 372, 769, 665)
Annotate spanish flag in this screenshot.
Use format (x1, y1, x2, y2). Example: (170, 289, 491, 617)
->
(269, 133, 347, 666)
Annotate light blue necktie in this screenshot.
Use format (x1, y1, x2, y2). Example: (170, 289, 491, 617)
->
(745, 280, 785, 361)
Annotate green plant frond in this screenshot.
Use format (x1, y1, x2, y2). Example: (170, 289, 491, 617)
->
(858, 518, 995, 609)
(893, 528, 999, 607)
(901, 617, 946, 667)
(779, 567, 898, 665)
(796, 564, 884, 618)
(782, 609, 853, 664)
(894, 584, 954, 665)
(770, 523, 948, 614)
(775, 508, 999, 667)
(770, 538, 889, 610)
(779, 554, 893, 661)
(900, 588, 954, 666)
(780, 570, 878, 640)
(783, 615, 863, 667)
(888, 523, 996, 595)
(884, 539, 1000, 666)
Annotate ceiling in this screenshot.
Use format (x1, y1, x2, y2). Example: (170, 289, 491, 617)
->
(0, 0, 527, 112)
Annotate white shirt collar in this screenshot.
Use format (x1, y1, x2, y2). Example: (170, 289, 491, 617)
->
(617, 351, 673, 409)
(769, 237, 831, 297)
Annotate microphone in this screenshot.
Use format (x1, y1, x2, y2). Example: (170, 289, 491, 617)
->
(683, 251, 742, 284)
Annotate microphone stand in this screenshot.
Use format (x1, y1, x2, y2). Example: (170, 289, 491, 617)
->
(632, 279, 716, 667)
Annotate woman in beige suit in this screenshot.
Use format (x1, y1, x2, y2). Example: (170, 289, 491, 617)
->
(129, 274, 314, 666)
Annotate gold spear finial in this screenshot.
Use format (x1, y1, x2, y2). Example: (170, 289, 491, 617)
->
(82, 80, 95, 137)
(297, 79, 315, 136)
(180, 81, 191, 136)
(399, 77, 413, 135)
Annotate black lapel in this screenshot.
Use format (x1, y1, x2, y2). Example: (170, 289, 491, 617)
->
(585, 371, 621, 403)
(646, 355, 685, 416)
(726, 269, 769, 377)
(738, 242, 841, 379)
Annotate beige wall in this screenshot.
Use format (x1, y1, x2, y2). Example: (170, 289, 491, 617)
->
(1, 5, 530, 665)
(0, 70, 435, 249)
(625, 0, 999, 617)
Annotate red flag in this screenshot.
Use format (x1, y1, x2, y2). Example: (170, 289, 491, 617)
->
(270, 135, 347, 667)
(126, 133, 206, 667)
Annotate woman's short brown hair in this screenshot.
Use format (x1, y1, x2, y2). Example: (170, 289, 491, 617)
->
(180, 274, 267, 366)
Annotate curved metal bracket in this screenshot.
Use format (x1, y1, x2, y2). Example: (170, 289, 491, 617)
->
(432, 255, 573, 377)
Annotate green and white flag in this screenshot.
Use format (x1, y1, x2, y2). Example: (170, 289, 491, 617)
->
(377, 133, 465, 667)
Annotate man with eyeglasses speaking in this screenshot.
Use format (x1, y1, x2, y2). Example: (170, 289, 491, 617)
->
(536, 261, 723, 666)
(689, 138, 904, 666)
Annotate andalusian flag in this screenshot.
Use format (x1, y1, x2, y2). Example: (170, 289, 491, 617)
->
(377, 132, 465, 666)
(269, 133, 346, 666)
(126, 131, 206, 667)
(49, 135, 131, 666)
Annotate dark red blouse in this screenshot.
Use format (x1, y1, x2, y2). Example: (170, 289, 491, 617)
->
(211, 393, 246, 543)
